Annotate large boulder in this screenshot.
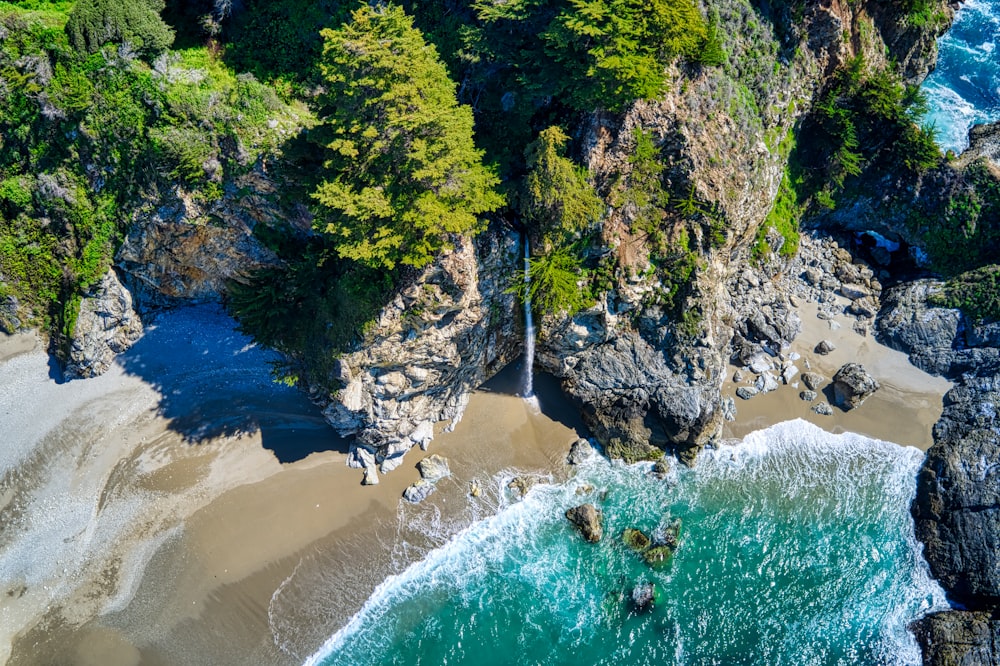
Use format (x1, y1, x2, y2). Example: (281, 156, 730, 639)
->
(403, 479, 436, 504)
(416, 454, 451, 482)
(565, 504, 603, 543)
(557, 333, 719, 465)
(64, 270, 143, 379)
(912, 611, 1000, 666)
(567, 438, 597, 465)
(831, 363, 880, 410)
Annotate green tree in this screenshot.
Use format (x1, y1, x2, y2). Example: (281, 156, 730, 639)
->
(542, 0, 706, 110)
(311, 5, 503, 270)
(518, 126, 603, 248)
(66, 0, 175, 56)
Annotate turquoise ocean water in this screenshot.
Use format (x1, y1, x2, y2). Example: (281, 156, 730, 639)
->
(306, 421, 946, 666)
(923, 0, 1000, 153)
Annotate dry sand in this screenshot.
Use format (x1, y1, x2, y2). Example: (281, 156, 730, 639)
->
(1, 293, 951, 665)
(722, 299, 952, 450)
(2, 310, 584, 666)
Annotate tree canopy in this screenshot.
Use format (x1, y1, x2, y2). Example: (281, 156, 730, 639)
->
(518, 126, 603, 249)
(66, 0, 175, 56)
(311, 4, 503, 270)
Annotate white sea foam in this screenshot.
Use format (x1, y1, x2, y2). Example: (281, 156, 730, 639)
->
(304, 420, 948, 666)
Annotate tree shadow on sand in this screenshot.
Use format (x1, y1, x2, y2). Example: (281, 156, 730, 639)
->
(114, 303, 351, 463)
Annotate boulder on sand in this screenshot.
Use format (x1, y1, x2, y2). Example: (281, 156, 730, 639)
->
(831, 363, 880, 410)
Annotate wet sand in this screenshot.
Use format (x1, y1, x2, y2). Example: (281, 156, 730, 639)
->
(2, 310, 584, 666)
(2, 296, 950, 665)
(723, 300, 952, 450)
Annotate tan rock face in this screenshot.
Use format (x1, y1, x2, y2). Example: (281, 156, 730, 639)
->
(117, 172, 287, 307)
(65, 270, 143, 379)
(325, 228, 521, 473)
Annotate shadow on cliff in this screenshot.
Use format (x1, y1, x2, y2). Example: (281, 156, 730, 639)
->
(115, 303, 350, 463)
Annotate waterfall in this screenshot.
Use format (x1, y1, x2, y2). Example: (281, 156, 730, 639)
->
(522, 237, 535, 399)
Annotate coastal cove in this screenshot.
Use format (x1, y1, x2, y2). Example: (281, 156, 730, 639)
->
(2, 0, 1000, 662)
(0, 298, 952, 664)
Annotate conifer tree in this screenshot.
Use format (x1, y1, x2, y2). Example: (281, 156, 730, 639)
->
(66, 0, 174, 56)
(311, 5, 503, 270)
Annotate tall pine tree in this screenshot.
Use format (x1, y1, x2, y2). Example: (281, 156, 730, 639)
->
(311, 5, 503, 270)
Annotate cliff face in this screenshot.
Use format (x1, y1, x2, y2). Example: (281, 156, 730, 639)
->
(534, 0, 951, 461)
(118, 171, 291, 309)
(871, 279, 1000, 664)
(323, 228, 521, 478)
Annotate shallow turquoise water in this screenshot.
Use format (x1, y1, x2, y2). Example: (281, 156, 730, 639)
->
(307, 421, 945, 666)
(923, 0, 1000, 153)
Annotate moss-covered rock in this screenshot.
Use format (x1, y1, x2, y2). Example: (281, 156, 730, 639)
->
(605, 437, 665, 465)
(622, 528, 652, 552)
(642, 545, 676, 570)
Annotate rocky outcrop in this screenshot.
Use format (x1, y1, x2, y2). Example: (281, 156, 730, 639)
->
(877, 281, 965, 376)
(913, 611, 1000, 666)
(327, 229, 520, 473)
(118, 172, 286, 309)
(553, 332, 719, 464)
(831, 363, 879, 410)
(916, 425, 1000, 605)
(565, 504, 604, 543)
(64, 270, 143, 379)
(0, 293, 21, 333)
(878, 277, 1000, 663)
(567, 438, 597, 465)
(955, 121, 1000, 170)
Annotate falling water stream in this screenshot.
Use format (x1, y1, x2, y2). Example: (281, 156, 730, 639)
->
(522, 236, 535, 399)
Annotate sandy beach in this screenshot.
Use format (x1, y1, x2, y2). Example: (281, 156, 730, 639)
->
(723, 300, 952, 450)
(1, 297, 949, 665)
(1, 309, 585, 665)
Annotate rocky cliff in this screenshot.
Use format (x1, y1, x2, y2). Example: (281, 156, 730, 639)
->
(533, 0, 951, 462)
(322, 228, 521, 480)
(870, 278, 1000, 664)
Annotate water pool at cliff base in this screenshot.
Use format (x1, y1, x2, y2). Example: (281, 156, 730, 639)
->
(306, 420, 946, 666)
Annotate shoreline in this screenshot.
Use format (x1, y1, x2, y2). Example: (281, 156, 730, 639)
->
(3, 299, 950, 665)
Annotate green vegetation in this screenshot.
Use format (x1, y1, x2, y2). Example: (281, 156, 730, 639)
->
(541, 0, 706, 111)
(930, 265, 1000, 323)
(809, 59, 940, 193)
(518, 127, 604, 251)
(0, 3, 299, 349)
(66, 0, 174, 56)
(752, 128, 803, 261)
(508, 247, 590, 317)
(605, 437, 665, 464)
(310, 5, 503, 271)
(910, 161, 1000, 276)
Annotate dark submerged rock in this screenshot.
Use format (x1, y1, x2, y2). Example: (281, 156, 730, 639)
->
(630, 582, 658, 613)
